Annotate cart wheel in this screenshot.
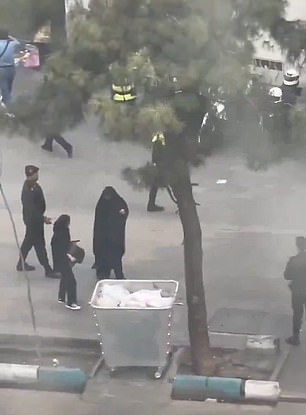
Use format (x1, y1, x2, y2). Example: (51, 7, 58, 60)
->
(154, 367, 163, 379)
(109, 367, 117, 376)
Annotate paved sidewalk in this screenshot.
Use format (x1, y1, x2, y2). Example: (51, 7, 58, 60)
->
(0, 128, 298, 345)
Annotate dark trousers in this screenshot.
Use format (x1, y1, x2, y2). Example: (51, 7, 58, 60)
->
(20, 223, 51, 272)
(147, 185, 158, 208)
(96, 256, 124, 280)
(58, 267, 77, 305)
(42, 134, 72, 154)
(0, 66, 15, 105)
(292, 293, 306, 335)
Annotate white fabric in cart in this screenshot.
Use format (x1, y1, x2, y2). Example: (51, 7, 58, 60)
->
(96, 285, 174, 308)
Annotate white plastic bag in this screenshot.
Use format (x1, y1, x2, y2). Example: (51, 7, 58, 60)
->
(120, 289, 174, 308)
(96, 296, 119, 308)
(102, 284, 130, 302)
(120, 297, 147, 308)
(146, 296, 174, 308)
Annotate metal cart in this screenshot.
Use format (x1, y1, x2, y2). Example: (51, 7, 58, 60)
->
(90, 279, 179, 379)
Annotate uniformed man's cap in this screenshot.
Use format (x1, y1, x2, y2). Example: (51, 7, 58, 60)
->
(25, 165, 39, 177)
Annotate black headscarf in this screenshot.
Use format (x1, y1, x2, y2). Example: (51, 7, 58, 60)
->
(51, 214, 71, 271)
(53, 214, 70, 232)
(93, 187, 129, 257)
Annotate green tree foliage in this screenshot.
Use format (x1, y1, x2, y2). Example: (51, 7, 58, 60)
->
(0, 0, 65, 42)
(0, 0, 32, 38)
(27, 0, 66, 45)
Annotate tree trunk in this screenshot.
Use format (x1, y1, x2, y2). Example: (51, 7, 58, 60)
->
(172, 164, 215, 375)
(50, 0, 67, 48)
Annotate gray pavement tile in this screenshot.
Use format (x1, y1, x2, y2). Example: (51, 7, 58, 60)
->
(209, 308, 291, 338)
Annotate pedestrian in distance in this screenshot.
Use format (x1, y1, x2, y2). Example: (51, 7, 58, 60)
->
(39, 73, 74, 158)
(284, 236, 306, 345)
(41, 133, 73, 158)
(93, 186, 129, 280)
(17, 165, 59, 278)
(147, 132, 166, 212)
(0, 28, 20, 106)
(51, 214, 81, 310)
(111, 78, 137, 103)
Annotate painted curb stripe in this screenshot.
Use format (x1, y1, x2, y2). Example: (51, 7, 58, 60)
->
(0, 365, 87, 393)
(172, 375, 281, 403)
(171, 375, 243, 401)
(0, 364, 38, 383)
(244, 380, 281, 402)
(37, 367, 87, 393)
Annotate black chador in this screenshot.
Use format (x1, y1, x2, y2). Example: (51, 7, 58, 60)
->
(93, 187, 129, 280)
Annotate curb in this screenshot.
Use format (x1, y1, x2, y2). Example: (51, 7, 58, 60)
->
(0, 363, 87, 393)
(38, 366, 87, 393)
(269, 343, 290, 381)
(168, 341, 289, 406)
(165, 347, 187, 383)
(0, 334, 188, 354)
(0, 333, 100, 355)
(171, 375, 280, 404)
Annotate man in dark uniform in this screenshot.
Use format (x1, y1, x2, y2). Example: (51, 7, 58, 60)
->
(16, 165, 59, 278)
(262, 86, 291, 142)
(284, 236, 306, 345)
(281, 68, 300, 107)
(147, 132, 166, 212)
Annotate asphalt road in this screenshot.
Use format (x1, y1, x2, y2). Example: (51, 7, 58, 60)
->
(1, 388, 306, 415)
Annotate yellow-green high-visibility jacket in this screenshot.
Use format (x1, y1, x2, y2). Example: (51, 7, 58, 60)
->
(152, 132, 165, 146)
(111, 83, 137, 102)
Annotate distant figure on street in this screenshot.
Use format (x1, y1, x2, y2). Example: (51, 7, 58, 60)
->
(93, 186, 129, 280)
(0, 29, 20, 105)
(51, 214, 81, 310)
(284, 236, 306, 345)
(281, 68, 300, 107)
(111, 79, 137, 103)
(17, 165, 59, 278)
(39, 73, 74, 158)
(147, 132, 166, 212)
(41, 133, 73, 158)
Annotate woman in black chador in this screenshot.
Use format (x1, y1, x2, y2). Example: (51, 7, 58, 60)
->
(93, 187, 129, 280)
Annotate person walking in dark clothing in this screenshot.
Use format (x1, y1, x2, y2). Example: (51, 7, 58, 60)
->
(93, 186, 129, 280)
(41, 133, 73, 158)
(147, 132, 166, 212)
(284, 236, 306, 345)
(17, 165, 58, 278)
(51, 215, 81, 310)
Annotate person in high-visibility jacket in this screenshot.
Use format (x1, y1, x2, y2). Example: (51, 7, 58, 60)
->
(147, 132, 166, 212)
(111, 81, 137, 103)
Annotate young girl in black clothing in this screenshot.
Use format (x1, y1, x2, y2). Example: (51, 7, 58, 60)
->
(51, 214, 81, 310)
